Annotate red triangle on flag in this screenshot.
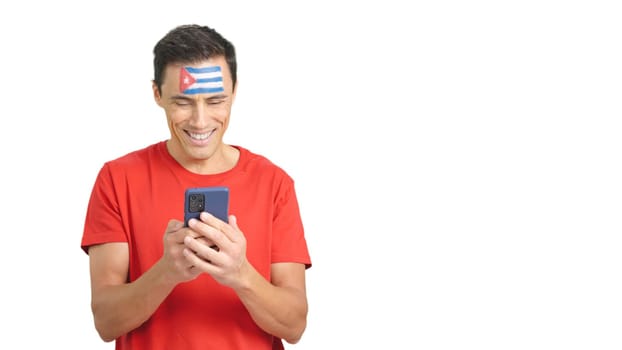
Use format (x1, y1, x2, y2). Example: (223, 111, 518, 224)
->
(179, 67, 196, 93)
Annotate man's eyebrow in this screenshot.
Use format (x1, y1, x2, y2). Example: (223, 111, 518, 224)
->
(205, 94, 228, 100)
(170, 95, 193, 101)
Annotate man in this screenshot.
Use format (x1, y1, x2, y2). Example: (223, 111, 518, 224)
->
(81, 24, 312, 350)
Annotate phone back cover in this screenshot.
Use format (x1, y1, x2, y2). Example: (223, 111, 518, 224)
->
(184, 186, 229, 226)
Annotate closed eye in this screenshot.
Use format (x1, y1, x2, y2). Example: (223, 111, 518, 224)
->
(171, 96, 193, 106)
(207, 99, 225, 105)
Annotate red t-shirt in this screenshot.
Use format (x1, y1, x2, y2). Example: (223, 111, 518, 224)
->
(81, 141, 311, 350)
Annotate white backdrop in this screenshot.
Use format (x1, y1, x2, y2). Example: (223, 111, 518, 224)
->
(1, 1, 621, 349)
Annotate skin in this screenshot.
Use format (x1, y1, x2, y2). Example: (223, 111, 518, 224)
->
(88, 55, 308, 344)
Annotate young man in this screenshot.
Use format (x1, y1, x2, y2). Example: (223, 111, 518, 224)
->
(81, 24, 312, 350)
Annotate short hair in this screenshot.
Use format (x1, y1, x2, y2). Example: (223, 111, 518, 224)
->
(153, 24, 237, 93)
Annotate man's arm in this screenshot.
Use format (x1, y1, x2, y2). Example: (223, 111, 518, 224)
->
(183, 213, 309, 343)
(89, 220, 199, 342)
(236, 262, 308, 344)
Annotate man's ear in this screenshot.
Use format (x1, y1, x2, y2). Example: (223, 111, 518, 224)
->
(152, 80, 162, 106)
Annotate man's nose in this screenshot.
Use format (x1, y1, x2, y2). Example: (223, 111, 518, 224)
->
(190, 103, 210, 128)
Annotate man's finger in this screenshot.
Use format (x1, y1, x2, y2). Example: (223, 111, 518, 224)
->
(166, 219, 184, 234)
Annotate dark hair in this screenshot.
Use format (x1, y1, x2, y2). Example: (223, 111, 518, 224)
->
(153, 24, 237, 93)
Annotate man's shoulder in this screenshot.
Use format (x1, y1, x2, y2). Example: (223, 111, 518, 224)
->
(104, 141, 165, 171)
(236, 145, 293, 182)
(238, 146, 284, 170)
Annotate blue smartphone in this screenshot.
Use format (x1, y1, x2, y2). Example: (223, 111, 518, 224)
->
(184, 186, 229, 226)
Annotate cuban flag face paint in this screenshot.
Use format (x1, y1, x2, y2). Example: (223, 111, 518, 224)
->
(179, 66, 225, 95)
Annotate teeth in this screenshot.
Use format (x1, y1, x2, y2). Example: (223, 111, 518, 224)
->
(189, 130, 214, 140)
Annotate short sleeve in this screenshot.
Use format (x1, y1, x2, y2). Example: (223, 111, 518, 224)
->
(271, 177, 311, 268)
(80, 163, 128, 254)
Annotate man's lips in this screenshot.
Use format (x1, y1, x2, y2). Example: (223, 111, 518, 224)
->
(187, 129, 215, 141)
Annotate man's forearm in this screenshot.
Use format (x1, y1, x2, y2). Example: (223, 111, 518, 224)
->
(91, 261, 177, 342)
(234, 264, 308, 344)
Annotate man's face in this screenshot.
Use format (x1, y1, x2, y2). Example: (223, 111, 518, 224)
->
(153, 56, 236, 167)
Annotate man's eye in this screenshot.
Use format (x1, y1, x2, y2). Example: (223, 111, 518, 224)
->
(175, 100, 191, 106)
(208, 100, 225, 105)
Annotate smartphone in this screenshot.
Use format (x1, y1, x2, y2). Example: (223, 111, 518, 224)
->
(184, 186, 229, 226)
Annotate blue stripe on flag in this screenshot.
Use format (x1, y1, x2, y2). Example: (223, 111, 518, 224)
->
(186, 66, 222, 74)
(196, 77, 223, 83)
(184, 87, 225, 94)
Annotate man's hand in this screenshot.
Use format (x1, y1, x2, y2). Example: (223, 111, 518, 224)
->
(160, 219, 203, 284)
(183, 213, 249, 288)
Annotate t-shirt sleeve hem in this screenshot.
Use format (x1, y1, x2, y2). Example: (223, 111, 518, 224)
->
(80, 233, 128, 255)
(272, 254, 312, 269)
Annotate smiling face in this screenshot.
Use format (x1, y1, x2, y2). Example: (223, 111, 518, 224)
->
(153, 55, 237, 173)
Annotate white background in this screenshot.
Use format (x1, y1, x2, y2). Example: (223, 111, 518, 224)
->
(0, 1, 621, 349)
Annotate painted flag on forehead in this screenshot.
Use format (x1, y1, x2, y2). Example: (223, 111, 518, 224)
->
(179, 66, 224, 94)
